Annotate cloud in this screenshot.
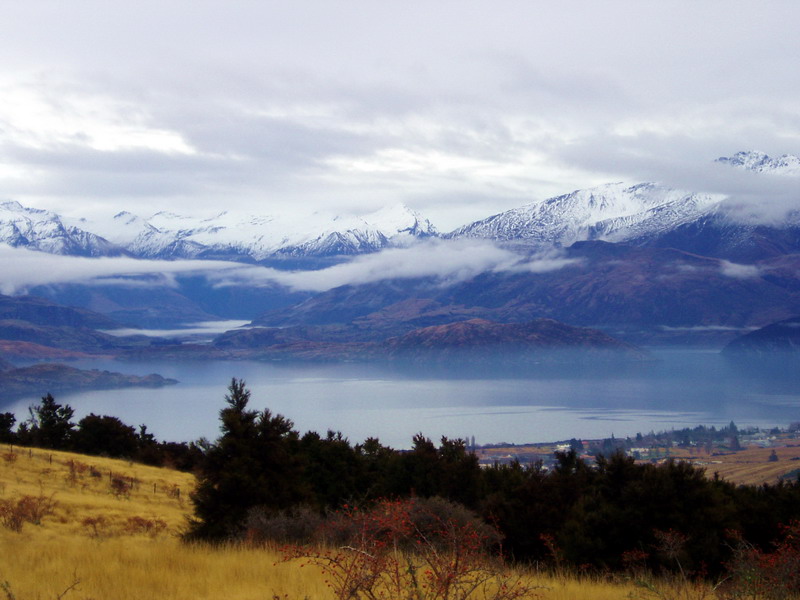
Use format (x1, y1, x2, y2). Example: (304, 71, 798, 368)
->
(720, 261, 761, 279)
(209, 239, 578, 292)
(0, 245, 244, 295)
(658, 325, 757, 333)
(0, 239, 577, 296)
(0, 3, 799, 230)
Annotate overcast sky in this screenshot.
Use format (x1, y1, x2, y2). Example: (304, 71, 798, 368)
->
(1, 1, 799, 230)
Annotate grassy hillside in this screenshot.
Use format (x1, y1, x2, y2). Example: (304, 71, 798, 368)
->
(0, 445, 330, 599)
(0, 445, 662, 599)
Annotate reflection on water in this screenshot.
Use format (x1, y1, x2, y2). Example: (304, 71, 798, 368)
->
(3, 349, 800, 449)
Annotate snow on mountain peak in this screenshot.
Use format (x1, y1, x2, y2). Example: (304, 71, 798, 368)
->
(716, 151, 800, 176)
(449, 181, 724, 248)
(0, 200, 120, 256)
(360, 203, 438, 236)
(30, 202, 442, 261)
(3, 151, 794, 261)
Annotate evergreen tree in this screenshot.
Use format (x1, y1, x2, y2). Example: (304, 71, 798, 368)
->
(72, 414, 138, 458)
(28, 393, 74, 449)
(0, 412, 15, 443)
(300, 430, 363, 509)
(187, 379, 307, 541)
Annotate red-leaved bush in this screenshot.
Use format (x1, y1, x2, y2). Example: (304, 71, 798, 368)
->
(282, 497, 539, 600)
(722, 521, 800, 600)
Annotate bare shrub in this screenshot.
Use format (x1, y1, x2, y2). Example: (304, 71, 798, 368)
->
(123, 516, 168, 537)
(1, 576, 80, 600)
(0, 494, 58, 531)
(630, 529, 720, 600)
(81, 515, 108, 538)
(109, 476, 132, 499)
(284, 497, 539, 600)
(65, 460, 89, 486)
(0, 500, 24, 532)
(166, 484, 184, 508)
(16, 494, 57, 524)
(2, 452, 17, 465)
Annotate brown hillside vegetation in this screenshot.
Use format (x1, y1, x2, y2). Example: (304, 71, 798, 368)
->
(0, 445, 666, 600)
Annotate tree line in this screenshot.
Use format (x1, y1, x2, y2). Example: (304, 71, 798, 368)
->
(185, 379, 800, 577)
(0, 393, 204, 471)
(4, 379, 800, 577)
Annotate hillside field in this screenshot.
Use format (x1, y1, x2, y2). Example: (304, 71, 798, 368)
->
(0, 444, 671, 600)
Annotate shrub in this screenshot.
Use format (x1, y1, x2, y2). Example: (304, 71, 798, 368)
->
(81, 515, 108, 538)
(0, 494, 58, 531)
(124, 516, 168, 537)
(284, 497, 538, 600)
(245, 505, 324, 545)
(722, 521, 800, 600)
(109, 476, 132, 499)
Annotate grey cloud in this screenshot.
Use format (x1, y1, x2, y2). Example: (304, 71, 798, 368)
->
(720, 261, 762, 280)
(0, 239, 577, 297)
(211, 240, 579, 292)
(208, 239, 528, 292)
(1, 2, 800, 228)
(0, 246, 243, 295)
(554, 130, 800, 225)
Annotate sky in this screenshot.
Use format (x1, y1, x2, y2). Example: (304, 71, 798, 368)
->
(1, 1, 799, 231)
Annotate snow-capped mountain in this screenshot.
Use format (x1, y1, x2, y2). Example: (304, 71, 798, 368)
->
(4, 202, 438, 261)
(101, 203, 438, 260)
(716, 150, 800, 176)
(450, 151, 799, 253)
(3, 150, 796, 262)
(0, 201, 121, 256)
(448, 183, 725, 248)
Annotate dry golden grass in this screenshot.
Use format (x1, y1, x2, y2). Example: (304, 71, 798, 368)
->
(0, 445, 331, 599)
(0, 444, 194, 535)
(0, 535, 332, 599)
(668, 444, 800, 486)
(0, 445, 719, 599)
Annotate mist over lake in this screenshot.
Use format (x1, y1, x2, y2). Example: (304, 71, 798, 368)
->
(4, 348, 799, 449)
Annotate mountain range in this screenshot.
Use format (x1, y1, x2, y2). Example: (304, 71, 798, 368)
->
(2, 151, 798, 263)
(1, 150, 799, 349)
(0, 201, 438, 262)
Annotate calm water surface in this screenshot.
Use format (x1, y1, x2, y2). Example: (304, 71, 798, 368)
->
(6, 349, 800, 449)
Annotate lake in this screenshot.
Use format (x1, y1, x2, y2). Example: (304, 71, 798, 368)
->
(4, 348, 800, 449)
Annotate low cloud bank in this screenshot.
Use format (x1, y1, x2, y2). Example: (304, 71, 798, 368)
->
(720, 261, 761, 279)
(0, 246, 246, 295)
(209, 239, 579, 292)
(0, 239, 578, 296)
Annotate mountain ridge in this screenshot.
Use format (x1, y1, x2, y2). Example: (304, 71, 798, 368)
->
(1, 150, 797, 265)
